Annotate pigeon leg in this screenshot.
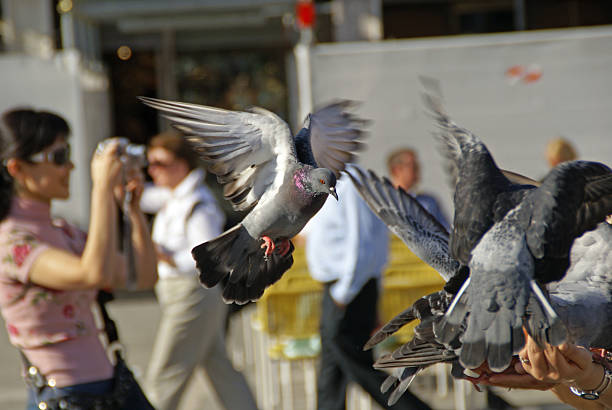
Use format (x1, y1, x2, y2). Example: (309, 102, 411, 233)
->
(260, 236, 276, 256)
(275, 239, 291, 256)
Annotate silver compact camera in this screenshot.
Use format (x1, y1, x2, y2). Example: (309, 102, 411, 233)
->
(96, 137, 147, 169)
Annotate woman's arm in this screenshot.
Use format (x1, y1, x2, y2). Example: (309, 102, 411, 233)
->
(29, 142, 124, 290)
(125, 189, 157, 289)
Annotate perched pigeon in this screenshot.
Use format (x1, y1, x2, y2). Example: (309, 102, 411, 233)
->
(419, 80, 612, 371)
(434, 134, 612, 371)
(349, 166, 524, 403)
(140, 97, 367, 303)
(374, 221, 612, 403)
(350, 167, 612, 404)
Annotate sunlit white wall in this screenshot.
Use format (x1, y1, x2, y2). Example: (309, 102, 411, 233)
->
(0, 52, 111, 228)
(311, 25, 612, 219)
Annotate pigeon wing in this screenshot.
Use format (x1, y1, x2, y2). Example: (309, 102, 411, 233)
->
(420, 78, 517, 265)
(526, 160, 612, 282)
(139, 97, 296, 212)
(294, 100, 368, 177)
(347, 166, 459, 282)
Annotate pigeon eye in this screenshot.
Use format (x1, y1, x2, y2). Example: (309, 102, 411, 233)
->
(319, 179, 325, 184)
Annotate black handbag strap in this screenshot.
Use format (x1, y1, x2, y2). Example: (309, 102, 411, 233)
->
(97, 290, 121, 351)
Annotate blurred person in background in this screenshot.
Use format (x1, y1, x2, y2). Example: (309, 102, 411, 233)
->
(0, 108, 157, 409)
(545, 137, 578, 168)
(140, 131, 257, 410)
(387, 148, 449, 230)
(306, 175, 432, 410)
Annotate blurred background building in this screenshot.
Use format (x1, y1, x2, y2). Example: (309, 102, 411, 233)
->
(1, 0, 612, 226)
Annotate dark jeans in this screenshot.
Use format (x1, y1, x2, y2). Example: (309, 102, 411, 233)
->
(26, 376, 153, 410)
(317, 278, 432, 410)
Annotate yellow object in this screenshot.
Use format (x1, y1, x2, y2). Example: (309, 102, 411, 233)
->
(254, 235, 445, 345)
(380, 236, 445, 344)
(254, 243, 323, 338)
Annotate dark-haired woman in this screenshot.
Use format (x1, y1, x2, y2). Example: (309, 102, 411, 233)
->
(0, 108, 157, 409)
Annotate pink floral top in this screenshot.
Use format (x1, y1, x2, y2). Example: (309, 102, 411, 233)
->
(0, 198, 113, 387)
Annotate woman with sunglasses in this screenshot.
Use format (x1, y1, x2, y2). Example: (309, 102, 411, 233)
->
(0, 108, 157, 409)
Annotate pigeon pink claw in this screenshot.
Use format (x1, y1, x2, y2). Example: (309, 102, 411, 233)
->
(276, 239, 291, 256)
(260, 236, 275, 256)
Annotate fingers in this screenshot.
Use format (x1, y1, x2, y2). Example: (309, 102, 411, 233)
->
(484, 373, 556, 391)
(542, 344, 579, 383)
(524, 335, 550, 380)
(95, 139, 121, 159)
(519, 333, 596, 387)
(514, 360, 527, 375)
(92, 141, 124, 189)
(557, 343, 593, 369)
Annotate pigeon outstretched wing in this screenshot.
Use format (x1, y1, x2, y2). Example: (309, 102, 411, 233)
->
(347, 166, 460, 282)
(526, 160, 612, 283)
(420, 79, 536, 266)
(139, 97, 295, 212)
(294, 101, 367, 176)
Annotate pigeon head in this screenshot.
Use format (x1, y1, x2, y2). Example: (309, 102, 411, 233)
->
(309, 168, 338, 200)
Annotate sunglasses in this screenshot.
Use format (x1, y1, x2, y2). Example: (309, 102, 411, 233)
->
(28, 145, 71, 166)
(148, 160, 176, 168)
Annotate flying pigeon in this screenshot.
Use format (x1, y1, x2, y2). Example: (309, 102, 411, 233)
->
(140, 97, 367, 303)
(350, 167, 612, 404)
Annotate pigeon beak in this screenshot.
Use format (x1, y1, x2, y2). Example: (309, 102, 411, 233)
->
(329, 186, 338, 200)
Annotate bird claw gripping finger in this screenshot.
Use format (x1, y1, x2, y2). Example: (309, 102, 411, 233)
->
(276, 239, 291, 256)
(260, 236, 275, 257)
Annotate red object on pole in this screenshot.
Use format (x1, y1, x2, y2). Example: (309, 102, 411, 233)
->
(296, 1, 316, 29)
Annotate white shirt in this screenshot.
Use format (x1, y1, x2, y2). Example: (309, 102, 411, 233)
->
(140, 169, 225, 279)
(305, 178, 389, 305)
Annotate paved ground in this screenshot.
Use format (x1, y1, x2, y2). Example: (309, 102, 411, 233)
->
(0, 293, 571, 410)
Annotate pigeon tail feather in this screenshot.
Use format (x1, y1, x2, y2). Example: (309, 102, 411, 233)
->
(364, 305, 416, 350)
(387, 368, 420, 406)
(192, 224, 294, 304)
(525, 280, 567, 347)
(434, 277, 470, 346)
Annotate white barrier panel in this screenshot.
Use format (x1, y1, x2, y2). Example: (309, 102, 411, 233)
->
(0, 53, 111, 228)
(311, 26, 612, 215)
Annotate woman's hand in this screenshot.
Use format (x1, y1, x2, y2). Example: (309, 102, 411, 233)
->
(465, 358, 558, 390)
(91, 140, 123, 190)
(471, 334, 605, 395)
(517, 337, 605, 391)
(113, 166, 145, 209)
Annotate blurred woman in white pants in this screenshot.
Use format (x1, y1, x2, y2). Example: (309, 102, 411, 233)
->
(141, 131, 257, 410)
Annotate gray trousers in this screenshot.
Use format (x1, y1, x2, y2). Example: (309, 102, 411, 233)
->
(145, 275, 257, 410)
